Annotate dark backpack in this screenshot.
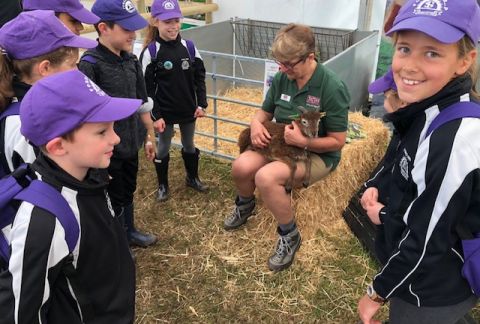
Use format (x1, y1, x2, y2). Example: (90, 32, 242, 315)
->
(426, 100, 480, 296)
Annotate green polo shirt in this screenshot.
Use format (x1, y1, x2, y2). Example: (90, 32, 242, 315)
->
(262, 63, 350, 169)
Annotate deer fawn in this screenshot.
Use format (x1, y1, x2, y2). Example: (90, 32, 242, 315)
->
(238, 106, 325, 192)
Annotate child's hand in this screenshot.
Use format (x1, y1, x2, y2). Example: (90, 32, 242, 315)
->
(365, 201, 384, 225)
(361, 187, 378, 209)
(194, 107, 206, 118)
(153, 119, 166, 133)
(144, 140, 156, 161)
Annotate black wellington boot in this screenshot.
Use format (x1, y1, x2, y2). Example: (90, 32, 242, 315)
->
(154, 154, 169, 202)
(124, 204, 157, 248)
(182, 148, 208, 192)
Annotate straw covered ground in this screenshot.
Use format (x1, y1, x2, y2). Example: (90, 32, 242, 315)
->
(130, 87, 406, 323)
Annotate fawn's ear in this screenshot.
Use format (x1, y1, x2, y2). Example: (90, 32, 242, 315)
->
(319, 112, 326, 118)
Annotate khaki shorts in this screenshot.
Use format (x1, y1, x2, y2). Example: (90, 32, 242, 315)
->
(300, 154, 332, 187)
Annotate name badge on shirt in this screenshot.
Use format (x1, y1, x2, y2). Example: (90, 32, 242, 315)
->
(281, 94, 291, 102)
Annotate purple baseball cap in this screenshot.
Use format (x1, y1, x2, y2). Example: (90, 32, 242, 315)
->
(368, 68, 397, 94)
(386, 0, 480, 44)
(0, 10, 97, 60)
(20, 70, 141, 146)
(152, 0, 183, 21)
(92, 0, 148, 31)
(23, 0, 100, 24)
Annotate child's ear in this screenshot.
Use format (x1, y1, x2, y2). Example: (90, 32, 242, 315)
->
(36, 60, 52, 77)
(45, 137, 68, 156)
(97, 22, 110, 34)
(456, 49, 478, 76)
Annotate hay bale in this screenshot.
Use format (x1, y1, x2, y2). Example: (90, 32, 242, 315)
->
(181, 86, 389, 239)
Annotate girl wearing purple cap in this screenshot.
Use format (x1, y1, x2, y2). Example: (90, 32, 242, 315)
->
(22, 0, 100, 35)
(0, 10, 97, 177)
(357, 0, 480, 323)
(140, 0, 209, 202)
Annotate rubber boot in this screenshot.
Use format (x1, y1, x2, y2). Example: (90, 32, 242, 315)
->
(154, 154, 169, 202)
(124, 204, 157, 248)
(182, 148, 208, 192)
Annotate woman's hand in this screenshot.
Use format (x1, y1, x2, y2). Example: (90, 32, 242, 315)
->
(284, 122, 307, 148)
(250, 119, 271, 148)
(153, 118, 166, 133)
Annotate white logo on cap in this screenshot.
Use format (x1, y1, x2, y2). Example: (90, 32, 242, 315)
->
(163, 0, 176, 10)
(123, 0, 136, 13)
(413, 0, 448, 17)
(84, 76, 106, 96)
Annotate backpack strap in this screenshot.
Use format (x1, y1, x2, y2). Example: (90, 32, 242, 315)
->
(80, 54, 97, 64)
(185, 39, 196, 63)
(0, 102, 20, 120)
(426, 101, 480, 137)
(15, 180, 79, 254)
(148, 41, 157, 59)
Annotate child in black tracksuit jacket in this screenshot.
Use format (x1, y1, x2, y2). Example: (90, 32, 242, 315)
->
(78, 0, 157, 247)
(0, 70, 138, 324)
(140, 0, 208, 202)
(357, 0, 480, 323)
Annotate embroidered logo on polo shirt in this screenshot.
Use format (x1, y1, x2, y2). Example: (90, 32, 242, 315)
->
(306, 95, 320, 108)
(281, 94, 291, 102)
(413, 0, 448, 17)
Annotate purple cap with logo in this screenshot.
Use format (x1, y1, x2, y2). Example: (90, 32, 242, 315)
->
(386, 0, 480, 44)
(368, 68, 397, 94)
(0, 10, 97, 60)
(20, 70, 141, 146)
(23, 0, 100, 24)
(152, 0, 183, 21)
(92, 0, 148, 31)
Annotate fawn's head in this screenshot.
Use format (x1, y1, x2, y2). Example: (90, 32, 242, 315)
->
(296, 106, 326, 138)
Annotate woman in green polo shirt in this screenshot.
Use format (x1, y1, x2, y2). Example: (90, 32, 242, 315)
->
(223, 23, 350, 272)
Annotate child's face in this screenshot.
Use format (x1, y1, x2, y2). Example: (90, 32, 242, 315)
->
(102, 24, 137, 53)
(155, 18, 181, 41)
(392, 31, 473, 104)
(63, 122, 120, 178)
(57, 12, 84, 35)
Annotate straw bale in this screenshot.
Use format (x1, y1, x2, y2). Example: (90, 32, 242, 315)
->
(177, 86, 389, 239)
(186, 88, 389, 270)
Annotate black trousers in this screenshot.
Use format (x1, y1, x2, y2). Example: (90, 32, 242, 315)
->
(107, 155, 138, 213)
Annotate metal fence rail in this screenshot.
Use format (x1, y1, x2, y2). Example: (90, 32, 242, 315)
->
(171, 51, 265, 160)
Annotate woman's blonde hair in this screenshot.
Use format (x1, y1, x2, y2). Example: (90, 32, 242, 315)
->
(0, 47, 78, 111)
(271, 23, 316, 62)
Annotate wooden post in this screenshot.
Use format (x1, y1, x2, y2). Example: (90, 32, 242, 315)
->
(205, 0, 212, 24)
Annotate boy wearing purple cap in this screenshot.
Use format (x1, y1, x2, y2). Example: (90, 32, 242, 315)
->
(0, 10, 97, 177)
(0, 69, 138, 323)
(141, 0, 209, 202)
(78, 0, 157, 248)
(357, 0, 480, 323)
(23, 0, 100, 35)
